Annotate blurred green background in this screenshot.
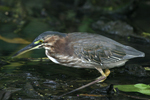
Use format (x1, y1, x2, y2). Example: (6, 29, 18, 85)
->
(1, 0, 150, 57)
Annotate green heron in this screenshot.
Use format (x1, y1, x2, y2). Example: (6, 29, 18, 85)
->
(13, 31, 145, 96)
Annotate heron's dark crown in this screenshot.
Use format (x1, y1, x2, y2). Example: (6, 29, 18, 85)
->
(33, 31, 66, 42)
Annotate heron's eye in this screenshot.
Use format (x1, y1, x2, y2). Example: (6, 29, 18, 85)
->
(39, 40, 43, 43)
(34, 39, 43, 44)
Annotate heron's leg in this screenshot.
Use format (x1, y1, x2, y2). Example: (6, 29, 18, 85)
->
(95, 67, 110, 82)
(57, 75, 106, 98)
(57, 68, 109, 98)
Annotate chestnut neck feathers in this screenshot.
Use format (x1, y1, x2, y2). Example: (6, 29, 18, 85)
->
(43, 35, 73, 56)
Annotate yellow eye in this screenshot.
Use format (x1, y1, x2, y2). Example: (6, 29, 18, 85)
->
(34, 40, 43, 44)
(39, 40, 43, 43)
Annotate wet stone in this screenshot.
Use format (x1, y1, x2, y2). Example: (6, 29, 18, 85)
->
(0, 88, 22, 100)
(92, 20, 133, 36)
(0, 90, 5, 100)
(2, 91, 11, 100)
(122, 64, 149, 77)
(43, 79, 58, 89)
(90, 84, 118, 95)
(24, 82, 41, 99)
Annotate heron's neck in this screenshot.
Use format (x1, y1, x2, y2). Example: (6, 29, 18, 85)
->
(44, 36, 74, 56)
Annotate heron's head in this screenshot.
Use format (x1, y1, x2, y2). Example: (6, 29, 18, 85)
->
(12, 31, 66, 57)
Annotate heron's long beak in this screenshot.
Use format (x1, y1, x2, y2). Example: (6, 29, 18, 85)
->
(12, 43, 41, 58)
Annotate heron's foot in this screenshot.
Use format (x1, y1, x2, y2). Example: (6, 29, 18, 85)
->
(96, 68, 110, 82)
(104, 69, 111, 77)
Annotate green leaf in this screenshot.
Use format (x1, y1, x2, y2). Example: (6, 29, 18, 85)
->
(114, 83, 150, 95)
(144, 67, 150, 71)
(114, 85, 140, 92)
(134, 83, 150, 90)
(139, 89, 150, 95)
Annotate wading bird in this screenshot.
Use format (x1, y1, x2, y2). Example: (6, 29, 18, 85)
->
(13, 31, 145, 97)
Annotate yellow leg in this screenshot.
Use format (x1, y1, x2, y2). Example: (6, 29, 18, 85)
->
(104, 69, 111, 77)
(95, 67, 110, 82)
(57, 68, 109, 98)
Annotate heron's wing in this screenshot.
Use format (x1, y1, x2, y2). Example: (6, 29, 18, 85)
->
(69, 33, 144, 64)
(73, 41, 126, 64)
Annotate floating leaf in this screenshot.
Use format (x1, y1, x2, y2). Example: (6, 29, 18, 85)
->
(114, 83, 150, 95)
(134, 83, 150, 90)
(0, 35, 31, 44)
(142, 32, 150, 37)
(114, 84, 140, 92)
(139, 89, 150, 95)
(144, 67, 150, 71)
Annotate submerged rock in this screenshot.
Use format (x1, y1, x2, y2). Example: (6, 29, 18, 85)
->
(123, 64, 149, 77)
(92, 20, 133, 36)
